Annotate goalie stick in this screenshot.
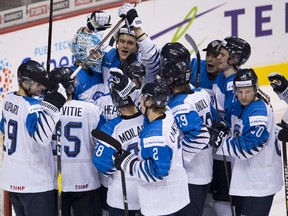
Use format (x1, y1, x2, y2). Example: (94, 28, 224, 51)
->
(91, 129, 129, 216)
(184, 33, 201, 88)
(70, 0, 142, 79)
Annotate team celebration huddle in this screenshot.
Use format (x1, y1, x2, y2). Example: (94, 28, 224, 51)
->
(1, 2, 288, 216)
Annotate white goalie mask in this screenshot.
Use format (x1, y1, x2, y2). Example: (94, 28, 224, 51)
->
(70, 29, 103, 72)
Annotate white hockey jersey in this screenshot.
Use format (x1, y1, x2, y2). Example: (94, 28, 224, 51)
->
(217, 100, 283, 197)
(93, 111, 144, 210)
(0, 92, 60, 192)
(51, 100, 104, 192)
(134, 110, 190, 216)
(168, 88, 213, 185)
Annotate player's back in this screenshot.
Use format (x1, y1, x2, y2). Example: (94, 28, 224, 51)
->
(0, 92, 55, 192)
(53, 100, 103, 192)
(138, 110, 189, 216)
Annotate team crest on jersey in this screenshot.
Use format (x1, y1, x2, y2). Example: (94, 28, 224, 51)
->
(233, 124, 241, 136)
(226, 81, 234, 91)
(92, 91, 104, 100)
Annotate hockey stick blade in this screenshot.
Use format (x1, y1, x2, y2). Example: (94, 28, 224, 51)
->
(185, 34, 199, 54)
(185, 33, 201, 88)
(91, 129, 122, 152)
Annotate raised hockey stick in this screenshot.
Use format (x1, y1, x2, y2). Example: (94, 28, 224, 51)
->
(56, 121, 62, 216)
(46, 0, 54, 72)
(185, 33, 201, 88)
(91, 129, 129, 216)
(70, 0, 142, 79)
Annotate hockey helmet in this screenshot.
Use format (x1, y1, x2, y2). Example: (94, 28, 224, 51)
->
(219, 36, 251, 66)
(233, 68, 258, 89)
(49, 67, 76, 96)
(116, 25, 136, 41)
(141, 82, 169, 108)
(161, 42, 191, 64)
(160, 60, 191, 88)
(17, 60, 49, 86)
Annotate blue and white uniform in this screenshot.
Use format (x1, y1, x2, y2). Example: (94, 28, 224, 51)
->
(131, 111, 189, 216)
(51, 100, 105, 192)
(190, 58, 216, 95)
(98, 37, 160, 119)
(217, 100, 283, 197)
(102, 37, 159, 89)
(0, 92, 60, 192)
(168, 88, 212, 185)
(93, 111, 144, 211)
(211, 72, 236, 127)
(71, 65, 106, 103)
(95, 89, 141, 121)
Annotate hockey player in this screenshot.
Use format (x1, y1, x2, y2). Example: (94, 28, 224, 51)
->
(69, 29, 107, 102)
(210, 68, 283, 216)
(93, 68, 144, 216)
(86, 3, 160, 87)
(160, 40, 222, 95)
(210, 36, 251, 216)
(160, 60, 212, 216)
(48, 67, 106, 216)
(190, 40, 222, 94)
(268, 72, 288, 142)
(113, 82, 190, 216)
(94, 57, 146, 121)
(0, 60, 67, 216)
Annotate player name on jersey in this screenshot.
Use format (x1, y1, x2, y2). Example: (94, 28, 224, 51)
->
(169, 122, 179, 143)
(4, 101, 19, 115)
(103, 105, 118, 116)
(62, 106, 82, 117)
(195, 99, 208, 112)
(118, 125, 143, 143)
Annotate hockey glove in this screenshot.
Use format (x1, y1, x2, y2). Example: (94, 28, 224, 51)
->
(118, 3, 142, 28)
(113, 150, 138, 175)
(277, 120, 288, 142)
(208, 126, 229, 149)
(212, 121, 228, 131)
(87, 11, 112, 32)
(268, 72, 288, 103)
(42, 83, 67, 111)
(109, 68, 136, 97)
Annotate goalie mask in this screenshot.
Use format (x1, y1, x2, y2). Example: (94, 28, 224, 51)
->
(218, 36, 251, 67)
(70, 30, 103, 73)
(49, 67, 76, 96)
